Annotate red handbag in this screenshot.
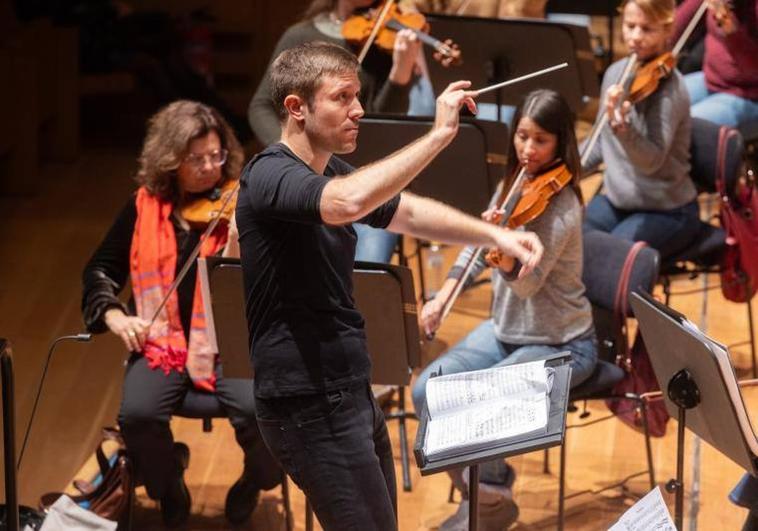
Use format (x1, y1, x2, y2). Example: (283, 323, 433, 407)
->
(606, 242, 669, 437)
(718, 127, 758, 303)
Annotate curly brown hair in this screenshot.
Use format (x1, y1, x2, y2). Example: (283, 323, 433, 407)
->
(136, 100, 244, 202)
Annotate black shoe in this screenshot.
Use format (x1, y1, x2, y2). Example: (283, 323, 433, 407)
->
(160, 442, 191, 528)
(224, 474, 260, 525)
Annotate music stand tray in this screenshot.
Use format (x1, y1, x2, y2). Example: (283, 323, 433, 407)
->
(413, 352, 572, 474)
(413, 353, 571, 531)
(198, 257, 421, 384)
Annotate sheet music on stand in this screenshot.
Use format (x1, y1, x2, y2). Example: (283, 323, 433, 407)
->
(422, 360, 554, 461)
(414, 353, 571, 474)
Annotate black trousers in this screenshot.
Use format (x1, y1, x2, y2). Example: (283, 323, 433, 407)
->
(118, 355, 280, 499)
(255, 381, 397, 531)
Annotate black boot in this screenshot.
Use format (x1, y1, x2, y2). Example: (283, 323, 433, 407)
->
(224, 472, 261, 525)
(160, 442, 191, 527)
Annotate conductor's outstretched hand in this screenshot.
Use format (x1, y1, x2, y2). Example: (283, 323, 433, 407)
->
(432, 80, 478, 144)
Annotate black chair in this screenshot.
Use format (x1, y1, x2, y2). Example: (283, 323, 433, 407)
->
(739, 119, 758, 170)
(659, 118, 756, 376)
(553, 229, 660, 529)
(126, 389, 293, 531)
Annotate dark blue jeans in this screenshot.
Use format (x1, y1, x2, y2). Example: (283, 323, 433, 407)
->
(583, 195, 700, 260)
(255, 381, 397, 531)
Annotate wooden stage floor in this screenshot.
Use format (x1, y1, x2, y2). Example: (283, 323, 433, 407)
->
(1, 143, 755, 530)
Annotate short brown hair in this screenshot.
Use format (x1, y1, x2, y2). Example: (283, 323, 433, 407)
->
(136, 100, 243, 201)
(620, 0, 675, 25)
(269, 41, 359, 121)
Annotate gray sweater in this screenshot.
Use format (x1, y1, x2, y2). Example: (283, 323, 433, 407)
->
(582, 58, 697, 211)
(248, 18, 411, 146)
(449, 186, 593, 345)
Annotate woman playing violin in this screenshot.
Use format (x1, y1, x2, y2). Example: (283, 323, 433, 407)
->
(412, 89, 597, 531)
(582, 0, 700, 259)
(81, 100, 280, 527)
(673, 0, 758, 127)
(248, 0, 422, 148)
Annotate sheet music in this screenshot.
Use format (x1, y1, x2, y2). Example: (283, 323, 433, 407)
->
(608, 486, 675, 531)
(423, 360, 552, 458)
(426, 360, 551, 418)
(424, 393, 548, 457)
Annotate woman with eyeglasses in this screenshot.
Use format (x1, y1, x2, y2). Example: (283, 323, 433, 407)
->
(81, 100, 281, 527)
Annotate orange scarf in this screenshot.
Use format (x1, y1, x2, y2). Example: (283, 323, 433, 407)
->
(130, 187, 227, 392)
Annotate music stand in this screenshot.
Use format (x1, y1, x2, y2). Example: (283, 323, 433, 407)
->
(422, 14, 600, 116)
(546, 0, 624, 66)
(414, 353, 572, 531)
(630, 291, 758, 530)
(198, 257, 422, 489)
(342, 115, 507, 298)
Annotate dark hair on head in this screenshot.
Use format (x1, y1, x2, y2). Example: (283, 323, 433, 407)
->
(136, 100, 243, 202)
(503, 89, 582, 202)
(269, 41, 359, 121)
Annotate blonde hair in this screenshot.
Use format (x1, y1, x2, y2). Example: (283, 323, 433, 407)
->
(136, 100, 243, 202)
(619, 0, 675, 25)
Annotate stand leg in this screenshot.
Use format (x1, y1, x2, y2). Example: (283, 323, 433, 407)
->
(558, 439, 566, 531)
(396, 387, 413, 492)
(1, 348, 19, 531)
(469, 465, 479, 531)
(673, 407, 686, 531)
(281, 473, 293, 531)
(639, 398, 656, 489)
(747, 292, 756, 379)
(306, 500, 314, 531)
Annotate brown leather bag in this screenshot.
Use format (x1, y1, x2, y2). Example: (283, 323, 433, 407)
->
(605, 242, 670, 437)
(40, 427, 133, 523)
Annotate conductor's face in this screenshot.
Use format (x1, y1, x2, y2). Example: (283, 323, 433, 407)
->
(304, 72, 364, 155)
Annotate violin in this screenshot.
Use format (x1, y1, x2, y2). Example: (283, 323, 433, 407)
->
(426, 163, 572, 338)
(149, 179, 239, 326)
(342, 1, 462, 66)
(180, 178, 238, 228)
(485, 162, 572, 267)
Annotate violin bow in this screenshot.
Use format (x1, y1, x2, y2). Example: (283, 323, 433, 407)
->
(148, 182, 241, 327)
(428, 166, 529, 338)
(580, 53, 638, 168)
(357, 0, 397, 64)
(672, 0, 710, 57)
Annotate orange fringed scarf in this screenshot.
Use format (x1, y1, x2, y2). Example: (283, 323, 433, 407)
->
(130, 187, 228, 392)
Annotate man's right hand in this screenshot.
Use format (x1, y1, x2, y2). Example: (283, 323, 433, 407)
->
(104, 308, 150, 352)
(492, 229, 543, 279)
(432, 80, 478, 144)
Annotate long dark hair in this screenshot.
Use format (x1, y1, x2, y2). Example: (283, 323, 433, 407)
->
(502, 89, 582, 202)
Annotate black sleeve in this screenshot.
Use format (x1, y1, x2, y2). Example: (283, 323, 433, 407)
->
(81, 196, 137, 333)
(243, 154, 331, 224)
(358, 195, 401, 229)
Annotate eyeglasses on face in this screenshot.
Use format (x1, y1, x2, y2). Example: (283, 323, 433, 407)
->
(183, 148, 228, 168)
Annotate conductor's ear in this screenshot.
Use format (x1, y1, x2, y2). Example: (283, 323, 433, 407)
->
(283, 94, 307, 123)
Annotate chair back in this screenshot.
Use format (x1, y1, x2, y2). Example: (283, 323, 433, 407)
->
(582, 230, 660, 362)
(690, 117, 744, 196)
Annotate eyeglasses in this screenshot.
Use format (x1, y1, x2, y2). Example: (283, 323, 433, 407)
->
(183, 149, 228, 169)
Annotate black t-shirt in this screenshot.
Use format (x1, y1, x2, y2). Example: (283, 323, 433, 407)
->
(237, 143, 401, 398)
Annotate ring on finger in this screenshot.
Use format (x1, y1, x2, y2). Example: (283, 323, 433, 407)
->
(128, 330, 136, 337)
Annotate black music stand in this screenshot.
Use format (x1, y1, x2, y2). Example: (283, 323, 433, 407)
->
(631, 291, 758, 530)
(422, 14, 600, 117)
(342, 114, 507, 299)
(0, 339, 45, 531)
(198, 257, 422, 490)
(547, 0, 624, 66)
(414, 353, 572, 531)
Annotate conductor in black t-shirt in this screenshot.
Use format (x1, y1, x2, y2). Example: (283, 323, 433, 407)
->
(236, 41, 544, 530)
